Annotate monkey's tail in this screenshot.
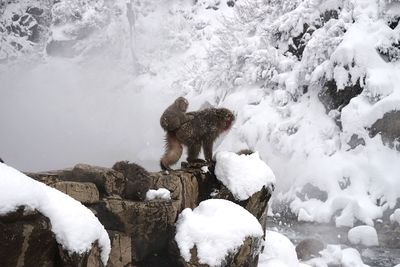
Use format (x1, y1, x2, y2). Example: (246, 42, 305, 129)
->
(160, 132, 183, 171)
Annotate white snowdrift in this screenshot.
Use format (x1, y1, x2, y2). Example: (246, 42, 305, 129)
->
(145, 188, 171, 201)
(304, 245, 369, 267)
(390, 209, 400, 224)
(175, 199, 263, 267)
(0, 163, 111, 264)
(348, 225, 379, 247)
(214, 151, 276, 201)
(258, 230, 299, 267)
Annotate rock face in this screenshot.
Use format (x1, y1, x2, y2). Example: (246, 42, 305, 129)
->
(16, 161, 272, 267)
(369, 110, 400, 151)
(0, 207, 103, 267)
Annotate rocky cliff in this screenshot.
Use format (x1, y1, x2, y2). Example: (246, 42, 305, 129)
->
(0, 162, 272, 267)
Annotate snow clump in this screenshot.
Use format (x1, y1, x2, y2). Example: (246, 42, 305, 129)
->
(348, 225, 379, 247)
(258, 230, 300, 267)
(390, 209, 400, 224)
(214, 151, 276, 201)
(0, 163, 111, 264)
(175, 199, 263, 267)
(145, 188, 171, 201)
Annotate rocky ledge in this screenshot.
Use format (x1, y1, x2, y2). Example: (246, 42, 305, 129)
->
(0, 162, 272, 267)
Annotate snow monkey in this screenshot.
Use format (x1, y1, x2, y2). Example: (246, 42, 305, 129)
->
(160, 96, 191, 132)
(160, 107, 235, 170)
(112, 161, 152, 201)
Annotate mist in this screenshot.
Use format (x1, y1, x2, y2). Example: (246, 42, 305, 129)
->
(0, 58, 175, 172)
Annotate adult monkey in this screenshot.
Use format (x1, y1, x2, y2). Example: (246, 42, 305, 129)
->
(160, 107, 235, 170)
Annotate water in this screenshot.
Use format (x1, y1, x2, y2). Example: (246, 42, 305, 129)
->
(267, 217, 400, 267)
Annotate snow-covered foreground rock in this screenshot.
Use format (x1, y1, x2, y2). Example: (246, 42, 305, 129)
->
(175, 199, 264, 267)
(258, 230, 300, 267)
(348, 225, 379, 247)
(215, 151, 275, 201)
(0, 162, 111, 264)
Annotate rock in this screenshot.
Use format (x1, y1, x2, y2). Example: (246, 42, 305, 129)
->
(319, 79, 363, 128)
(24, 162, 272, 266)
(61, 164, 125, 197)
(0, 206, 104, 267)
(369, 110, 400, 151)
(90, 198, 178, 264)
(106, 231, 132, 267)
(52, 181, 100, 204)
(0, 207, 57, 267)
(296, 183, 328, 202)
(296, 238, 326, 260)
(319, 80, 364, 112)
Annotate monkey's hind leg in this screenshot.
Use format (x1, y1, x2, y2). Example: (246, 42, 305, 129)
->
(187, 143, 204, 163)
(160, 132, 183, 171)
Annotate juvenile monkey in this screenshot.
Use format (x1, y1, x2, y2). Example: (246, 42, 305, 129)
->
(112, 161, 152, 201)
(160, 96, 191, 132)
(160, 107, 235, 170)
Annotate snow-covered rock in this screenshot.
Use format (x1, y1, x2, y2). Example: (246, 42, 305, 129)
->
(258, 230, 299, 267)
(0, 162, 111, 264)
(214, 151, 276, 201)
(175, 199, 264, 267)
(348, 225, 379, 247)
(390, 209, 400, 224)
(145, 188, 171, 201)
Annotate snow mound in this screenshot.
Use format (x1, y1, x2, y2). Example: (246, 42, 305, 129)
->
(304, 245, 369, 267)
(0, 163, 110, 264)
(348, 225, 379, 247)
(175, 199, 263, 267)
(390, 209, 400, 224)
(258, 230, 299, 267)
(214, 151, 276, 201)
(145, 188, 171, 201)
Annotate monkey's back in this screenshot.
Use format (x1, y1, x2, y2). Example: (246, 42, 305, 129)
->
(175, 108, 224, 145)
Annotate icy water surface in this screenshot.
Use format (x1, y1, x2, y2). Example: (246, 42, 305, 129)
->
(267, 217, 400, 267)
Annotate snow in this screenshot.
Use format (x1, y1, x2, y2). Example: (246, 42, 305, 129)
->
(214, 151, 276, 201)
(390, 209, 400, 224)
(348, 225, 379, 247)
(175, 199, 263, 267)
(303, 245, 369, 267)
(0, 163, 110, 264)
(145, 188, 171, 201)
(258, 230, 299, 267)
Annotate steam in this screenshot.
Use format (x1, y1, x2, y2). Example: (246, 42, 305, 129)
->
(0, 58, 173, 172)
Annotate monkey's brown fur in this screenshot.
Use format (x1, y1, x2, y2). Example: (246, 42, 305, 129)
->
(160, 96, 191, 132)
(112, 161, 152, 201)
(160, 107, 235, 170)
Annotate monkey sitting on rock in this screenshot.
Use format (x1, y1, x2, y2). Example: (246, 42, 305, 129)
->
(160, 107, 235, 170)
(112, 161, 152, 201)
